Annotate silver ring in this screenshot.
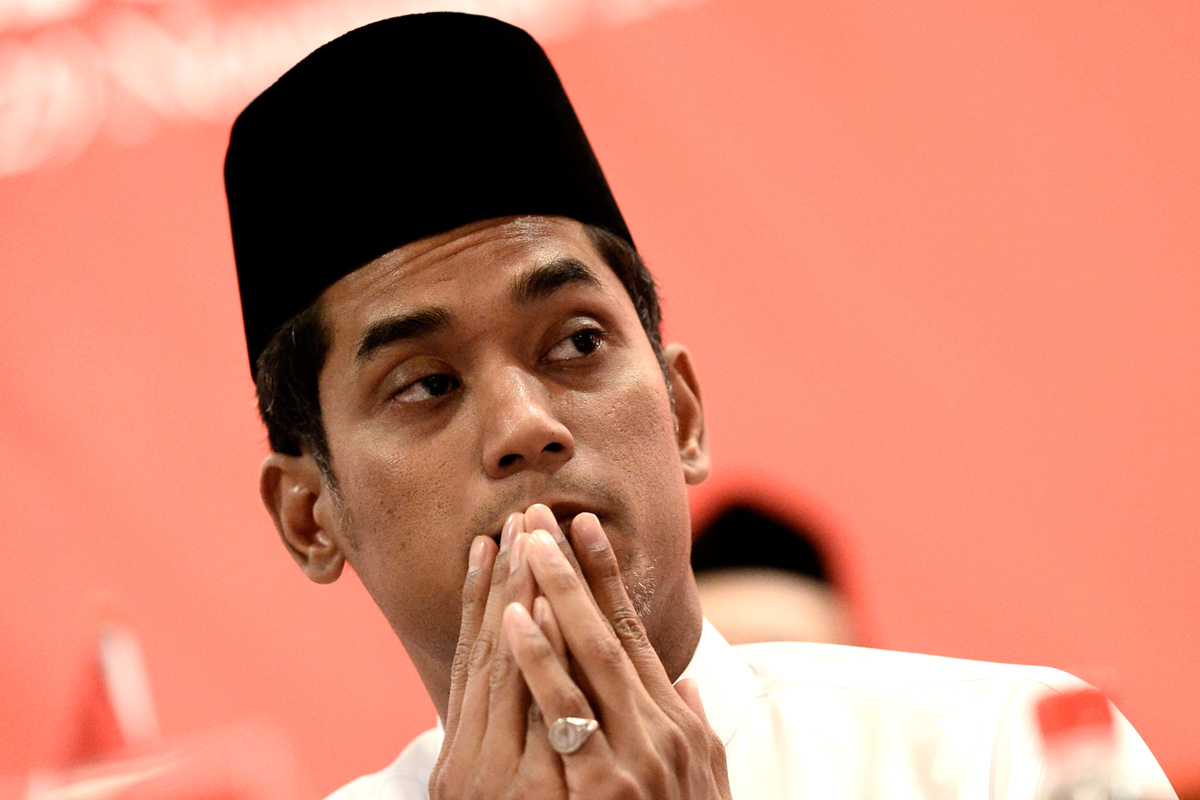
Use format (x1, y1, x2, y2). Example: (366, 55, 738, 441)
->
(547, 716, 599, 755)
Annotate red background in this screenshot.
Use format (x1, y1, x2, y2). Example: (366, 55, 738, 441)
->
(2, 0, 1196, 795)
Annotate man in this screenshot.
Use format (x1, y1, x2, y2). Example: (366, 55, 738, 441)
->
(224, 12, 1175, 799)
(691, 501, 860, 646)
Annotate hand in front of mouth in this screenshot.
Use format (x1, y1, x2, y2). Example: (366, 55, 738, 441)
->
(434, 502, 729, 800)
(432, 504, 581, 799)
(502, 509, 731, 800)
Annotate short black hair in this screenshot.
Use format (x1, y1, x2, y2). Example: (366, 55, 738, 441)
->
(254, 224, 662, 482)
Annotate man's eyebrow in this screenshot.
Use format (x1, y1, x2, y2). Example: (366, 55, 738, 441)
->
(355, 307, 453, 362)
(510, 257, 601, 305)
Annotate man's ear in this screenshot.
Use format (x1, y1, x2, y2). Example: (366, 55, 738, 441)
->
(663, 343, 710, 485)
(260, 453, 346, 584)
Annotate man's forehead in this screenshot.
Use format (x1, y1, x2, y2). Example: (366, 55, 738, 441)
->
(318, 216, 618, 328)
(368, 215, 592, 272)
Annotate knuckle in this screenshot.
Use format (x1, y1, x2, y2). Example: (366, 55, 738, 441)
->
(487, 650, 519, 693)
(449, 646, 471, 686)
(609, 608, 645, 645)
(607, 768, 641, 799)
(593, 635, 627, 672)
(648, 757, 673, 795)
(428, 766, 460, 800)
(662, 722, 689, 758)
(468, 629, 497, 674)
(547, 688, 581, 716)
(544, 682, 589, 718)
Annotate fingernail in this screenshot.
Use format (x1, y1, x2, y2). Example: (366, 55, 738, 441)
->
(504, 601, 535, 632)
(510, 532, 527, 574)
(468, 536, 487, 575)
(500, 513, 519, 551)
(533, 595, 548, 626)
(574, 513, 607, 552)
(531, 529, 559, 558)
(527, 503, 561, 538)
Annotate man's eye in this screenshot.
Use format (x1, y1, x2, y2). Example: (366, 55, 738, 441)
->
(394, 373, 458, 403)
(570, 329, 602, 355)
(546, 328, 604, 362)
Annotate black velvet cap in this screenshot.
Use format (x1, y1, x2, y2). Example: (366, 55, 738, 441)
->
(225, 12, 632, 379)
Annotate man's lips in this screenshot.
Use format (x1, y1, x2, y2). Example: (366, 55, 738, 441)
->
(487, 500, 602, 544)
(548, 501, 598, 533)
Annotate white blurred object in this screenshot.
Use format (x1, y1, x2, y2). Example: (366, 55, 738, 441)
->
(0, 0, 91, 31)
(22, 721, 299, 800)
(0, 0, 708, 178)
(1035, 688, 1155, 800)
(7, 617, 298, 800)
(94, 623, 161, 752)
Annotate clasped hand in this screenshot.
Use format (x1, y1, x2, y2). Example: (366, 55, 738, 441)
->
(430, 504, 731, 800)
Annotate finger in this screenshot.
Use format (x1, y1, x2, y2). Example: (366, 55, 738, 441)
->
(523, 530, 645, 711)
(524, 504, 589, 582)
(522, 696, 567, 788)
(444, 533, 497, 738)
(570, 513, 678, 697)
(478, 531, 540, 764)
(503, 602, 606, 756)
(523, 503, 562, 541)
(532, 595, 596, 710)
(450, 512, 524, 744)
(509, 532, 539, 611)
(533, 595, 567, 669)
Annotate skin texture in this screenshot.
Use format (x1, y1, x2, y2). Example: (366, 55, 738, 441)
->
(260, 216, 726, 797)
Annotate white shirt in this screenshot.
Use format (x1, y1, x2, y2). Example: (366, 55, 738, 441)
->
(328, 621, 1176, 800)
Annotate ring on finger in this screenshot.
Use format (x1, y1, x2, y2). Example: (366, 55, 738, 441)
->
(547, 716, 599, 755)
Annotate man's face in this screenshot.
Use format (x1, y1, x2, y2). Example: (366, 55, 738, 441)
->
(301, 216, 707, 694)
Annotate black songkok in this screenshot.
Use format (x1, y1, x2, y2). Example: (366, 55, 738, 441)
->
(224, 12, 632, 378)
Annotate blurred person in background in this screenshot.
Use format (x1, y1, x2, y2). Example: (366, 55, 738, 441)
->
(691, 500, 860, 646)
(223, 11, 1176, 800)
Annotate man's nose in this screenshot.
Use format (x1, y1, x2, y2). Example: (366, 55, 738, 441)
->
(480, 366, 575, 479)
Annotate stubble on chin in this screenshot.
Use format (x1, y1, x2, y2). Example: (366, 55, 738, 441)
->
(623, 557, 657, 621)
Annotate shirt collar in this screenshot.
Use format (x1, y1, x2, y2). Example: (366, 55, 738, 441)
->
(674, 619, 756, 745)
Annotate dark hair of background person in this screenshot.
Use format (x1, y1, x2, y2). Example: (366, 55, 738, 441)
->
(253, 224, 663, 482)
(691, 500, 862, 646)
(691, 502, 833, 584)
